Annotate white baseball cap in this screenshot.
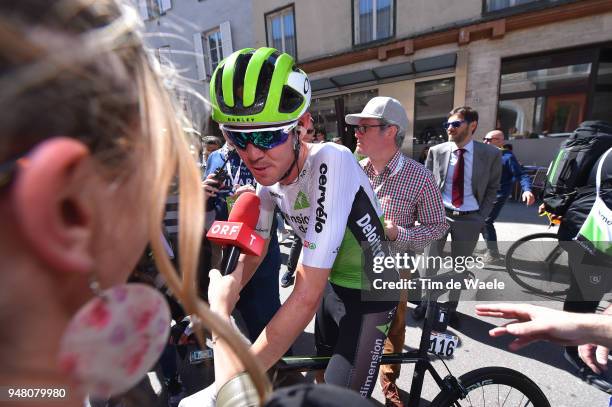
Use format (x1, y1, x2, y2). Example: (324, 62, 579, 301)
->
(345, 96, 409, 131)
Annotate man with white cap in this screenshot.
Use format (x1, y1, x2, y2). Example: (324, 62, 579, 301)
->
(346, 97, 448, 407)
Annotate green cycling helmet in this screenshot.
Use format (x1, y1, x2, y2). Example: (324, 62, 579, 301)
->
(210, 47, 311, 126)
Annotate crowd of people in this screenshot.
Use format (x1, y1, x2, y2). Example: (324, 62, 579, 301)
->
(189, 54, 612, 406)
(1, 2, 611, 407)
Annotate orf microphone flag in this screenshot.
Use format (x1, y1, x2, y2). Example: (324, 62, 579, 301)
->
(206, 192, 264, 275)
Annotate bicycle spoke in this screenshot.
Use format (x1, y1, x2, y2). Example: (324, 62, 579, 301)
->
(456, 384, 542, 407)
(481, 385, 485, 405)
(501, 385, 513, 406)
(436, 368, 548, 406)
(466, 391, 474, 406)
(498, 383, 500, 406)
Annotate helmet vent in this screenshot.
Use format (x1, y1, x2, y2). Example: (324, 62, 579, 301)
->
(279, 85, 303, 114)
(232, 53, 251, 107)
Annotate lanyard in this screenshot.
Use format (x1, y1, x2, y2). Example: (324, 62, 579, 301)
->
(226, 159, 241, 187)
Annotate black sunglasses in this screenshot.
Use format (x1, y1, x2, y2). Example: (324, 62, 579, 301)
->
(353, 124, 388, 134)
(443, 120, 466, 129)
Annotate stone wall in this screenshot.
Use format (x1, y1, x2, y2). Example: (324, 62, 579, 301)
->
(464, 13, 612, 139)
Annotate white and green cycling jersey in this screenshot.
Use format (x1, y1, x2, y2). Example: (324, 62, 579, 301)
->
(256, 143, 389, 290)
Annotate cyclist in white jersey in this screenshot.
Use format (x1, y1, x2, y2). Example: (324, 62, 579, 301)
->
(209, 47, 397, 397)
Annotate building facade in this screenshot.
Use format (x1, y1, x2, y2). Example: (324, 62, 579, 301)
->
(138, 0, 254, 138)
(252, 0, 612, 164)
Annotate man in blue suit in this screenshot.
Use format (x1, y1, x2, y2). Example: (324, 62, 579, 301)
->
(481, 130, 535, 263)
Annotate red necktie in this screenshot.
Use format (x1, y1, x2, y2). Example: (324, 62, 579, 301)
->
(452, 148, 465, 208)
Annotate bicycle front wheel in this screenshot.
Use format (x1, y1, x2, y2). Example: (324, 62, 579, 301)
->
(431, 366, 551, 407)
(505, 233, 570, 296)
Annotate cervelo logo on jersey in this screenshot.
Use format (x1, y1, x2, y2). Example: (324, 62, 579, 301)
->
(303, 240, 316, 250)
(356, 213, 385, 266)
(315, 163, 328, 233)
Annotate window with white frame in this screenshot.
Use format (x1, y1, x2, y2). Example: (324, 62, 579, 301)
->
(265, 6, 296, 58)
(485, 0, 546, 12)
(156, 45, 172, 69)
(138, 0, 172, 20)
(204, 29, 223, 73)
(193, 22, 233, 81)
(353, 0, 394, 45)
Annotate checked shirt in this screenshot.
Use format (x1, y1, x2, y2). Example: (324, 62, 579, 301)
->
(361, 150, 448, 252)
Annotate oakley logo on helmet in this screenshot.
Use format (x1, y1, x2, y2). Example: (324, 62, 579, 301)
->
(226, 117, 256, 123)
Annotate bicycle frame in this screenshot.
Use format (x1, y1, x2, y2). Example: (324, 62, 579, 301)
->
(277, 300, 464, 405)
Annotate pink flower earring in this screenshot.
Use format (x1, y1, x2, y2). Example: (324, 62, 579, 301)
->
(58, 276, 171, 398)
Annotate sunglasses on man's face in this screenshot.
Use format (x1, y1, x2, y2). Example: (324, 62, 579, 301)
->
(221, 122, 297, 151)
(353, 124, 388, 134)
(443, 120, 466, 129)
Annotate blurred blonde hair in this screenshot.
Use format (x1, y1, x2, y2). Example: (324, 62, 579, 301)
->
(0, 0, 270, 401)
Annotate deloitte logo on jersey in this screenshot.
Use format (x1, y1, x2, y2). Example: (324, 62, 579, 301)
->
(356, 213, 385, 263)
(294, 191, 310, 210)
(315, 163, 328, 233)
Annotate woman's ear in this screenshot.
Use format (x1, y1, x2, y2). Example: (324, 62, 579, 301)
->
(12, 137, 95, 274)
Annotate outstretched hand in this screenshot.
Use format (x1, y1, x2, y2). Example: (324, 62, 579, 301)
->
(579, 343, 609, 374)
(475, 303, 591, 350)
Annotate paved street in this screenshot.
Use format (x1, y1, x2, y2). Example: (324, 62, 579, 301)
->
(277, 201, 612, 406)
